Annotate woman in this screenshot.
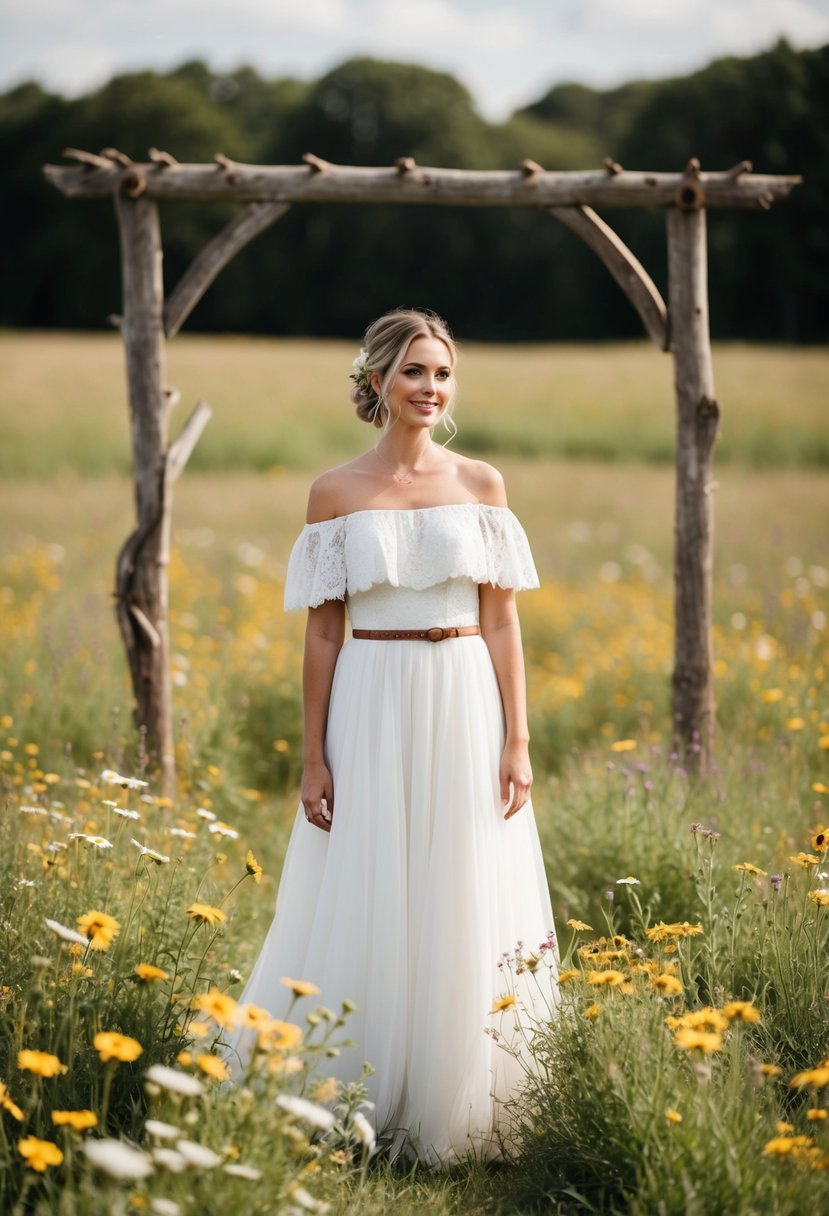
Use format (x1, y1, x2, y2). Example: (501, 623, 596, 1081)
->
(228, 308, 558, 1166)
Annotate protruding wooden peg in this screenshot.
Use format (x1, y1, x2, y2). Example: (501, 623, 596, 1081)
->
(214, 153, 235, 171)
(521, 158, 543, 178)
(62, 148, 112, 170)
(149, 148, 179, 168)
(302, 152, 331, 173)
(726, 160, 752, 179)
(395, 156, 416, 174)
(603, 157, 623, 175)
(100, 148, 133, 167)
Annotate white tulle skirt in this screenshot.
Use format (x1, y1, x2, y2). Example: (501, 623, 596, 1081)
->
(227, 631, 558, 1166)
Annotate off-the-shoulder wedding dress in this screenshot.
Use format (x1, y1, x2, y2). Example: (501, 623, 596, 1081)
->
(226, 504, 559, 1166)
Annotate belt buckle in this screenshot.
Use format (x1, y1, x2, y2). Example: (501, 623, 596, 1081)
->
(426, 626, 445, 642)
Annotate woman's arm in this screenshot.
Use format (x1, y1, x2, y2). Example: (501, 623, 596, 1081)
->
(300, 598, 345, 832)
(479, 582, 533, 820)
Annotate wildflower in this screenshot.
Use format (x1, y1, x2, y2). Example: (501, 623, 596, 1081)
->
(645, 921, 704, 943)
(150, 1199, 182, 1216)
(196, 808, 216, 822)
(566, 918, 593, 932)
(558, 969, 580, 983)
(769, 873, 783, 892)
(351, 1110, 377, 1154)
(258, 1020, 303, 1053)
(276, 1094, 336, 1130)
(135, 963, 169, 983)
(168, 826, 196, 839)
(186, 903, 226, 927)
(45, 917, 88, 947)
(113, 807, 141, 820)
(18, 1136, 64, 1172)
(681, 1007, 729, 1032)
(722, 1000, 760, 1023)
(145, 1120, 180, 1141)
(733, 862, 767, 877)
(208, 822, 239, 840)
(810, 827, 828, 852)
(616, 876, 641, 885)
(0, 1083, 24, 1121)
(94, 1032, 143, 1064)
(610, 739, 637, 752)
(85, 1137, 154, 1179)
(665, 1108, 683, 1124)
(153, 1147, 188, 1173)
(584, 1003, 600, 1019)
(808, 890, 829, 908)
(763, 1135, 814, 1157)
(491, 993, 517, 1012)
(790, 1066, 829, 1089)
(223, 1163, 263, 1180)
(176, 1051, 192, 1067)
(176, 1139, 222, 1168)
(51, 1109, 97, 1131)
(100, 769, 149, 790)
(76, 910, 120, 951)
(280, 977, 320, 998)
(245, 850, 263, 883)
(586, 970, 626, 987)
(791, 852, 820, 867)
(652, 974, 683, 996)
(807, 1110, 828, 1121)
(68, 833, 113, 849)
(312, 1077, 340, 1104)
(17, 1049, 67, 1077)
(673, 1028, 723, 1054)
(130, 838, 170, 864)
(144, 1065, 204, 1097)
(760, 1063, 782, 1078)
(194, 989, 238, 1032)
(195, 1055, 230, 1082)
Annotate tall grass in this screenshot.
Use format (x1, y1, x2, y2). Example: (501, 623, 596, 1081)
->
(1, 334, 828, 1212)
(2, 332, 828, 476)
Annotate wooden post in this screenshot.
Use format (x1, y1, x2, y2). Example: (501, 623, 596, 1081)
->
(113, 190, 176, 794)
(666, 204, 720, 770)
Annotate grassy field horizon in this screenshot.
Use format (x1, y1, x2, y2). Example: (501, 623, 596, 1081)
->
(2, 330, 828, 477)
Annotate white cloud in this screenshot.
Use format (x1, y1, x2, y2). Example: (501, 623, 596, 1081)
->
(1, 0, 827, 117)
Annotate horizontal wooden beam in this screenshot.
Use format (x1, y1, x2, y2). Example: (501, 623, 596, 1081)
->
(42, 157, 802, 210)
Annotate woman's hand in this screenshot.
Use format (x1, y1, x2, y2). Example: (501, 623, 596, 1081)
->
(301, 761, 334, 833)
(500, 739, 532, 820)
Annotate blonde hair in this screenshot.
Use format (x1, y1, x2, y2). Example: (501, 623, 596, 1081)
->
(350, 308, 458, 433)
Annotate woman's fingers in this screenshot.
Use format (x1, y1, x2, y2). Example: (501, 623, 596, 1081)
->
(501, 769, 532, 819)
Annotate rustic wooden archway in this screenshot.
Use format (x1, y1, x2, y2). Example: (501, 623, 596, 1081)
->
(44, 150, 801, 795)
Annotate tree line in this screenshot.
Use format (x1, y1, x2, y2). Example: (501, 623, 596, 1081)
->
(2, 38, 826, 341)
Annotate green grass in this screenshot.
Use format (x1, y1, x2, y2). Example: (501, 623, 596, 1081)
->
(1, 333, 828, 1212)
(1, 332, 828, 476)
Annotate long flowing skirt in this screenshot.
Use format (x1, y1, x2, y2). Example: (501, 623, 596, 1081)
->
(227, 635, 558, 1166)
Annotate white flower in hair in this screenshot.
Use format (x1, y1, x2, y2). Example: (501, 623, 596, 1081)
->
(350, 348, 372, 392)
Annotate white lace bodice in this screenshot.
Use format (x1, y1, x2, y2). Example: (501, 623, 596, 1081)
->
(283, 503, 539, 626)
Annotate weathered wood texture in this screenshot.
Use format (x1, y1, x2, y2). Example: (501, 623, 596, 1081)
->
(43, 159, 800, 209)
(667, 206, 719, 769)
(112, 193, 176, 792)
(549, 204, 668, 348)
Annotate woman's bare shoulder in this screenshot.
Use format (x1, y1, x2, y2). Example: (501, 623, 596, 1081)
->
(305, 456, 375, 523)
(449, 453, 508, 507)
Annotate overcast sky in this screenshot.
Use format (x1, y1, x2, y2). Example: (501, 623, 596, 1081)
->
(2, 0, 828, 120)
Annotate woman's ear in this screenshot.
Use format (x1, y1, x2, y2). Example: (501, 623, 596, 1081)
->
(369, 371, 382, 396)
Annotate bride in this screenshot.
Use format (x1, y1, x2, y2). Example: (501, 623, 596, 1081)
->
(226, 308, 558, 1166)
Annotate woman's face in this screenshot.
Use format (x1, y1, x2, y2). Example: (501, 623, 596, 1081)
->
(374, 334, 454, 429)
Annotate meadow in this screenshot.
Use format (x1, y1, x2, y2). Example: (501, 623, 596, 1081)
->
(1, 332, 828, 1214)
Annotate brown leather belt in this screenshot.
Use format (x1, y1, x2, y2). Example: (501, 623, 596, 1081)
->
(351, 626, 481, 642)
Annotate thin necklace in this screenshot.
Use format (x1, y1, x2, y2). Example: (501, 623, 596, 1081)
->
(373, 446, 417, 485)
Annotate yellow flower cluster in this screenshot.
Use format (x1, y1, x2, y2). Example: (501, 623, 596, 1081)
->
(644, 921, 704, 943)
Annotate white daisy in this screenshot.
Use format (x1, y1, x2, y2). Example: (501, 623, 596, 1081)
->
(85, 1138, 154, 1180)
(144, 1065, 204, 1097)
(276, 1094, 336, 1131)
(130, 839, 170, 864)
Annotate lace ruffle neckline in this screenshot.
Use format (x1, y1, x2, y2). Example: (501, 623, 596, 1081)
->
(284, 502, 539, 611)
